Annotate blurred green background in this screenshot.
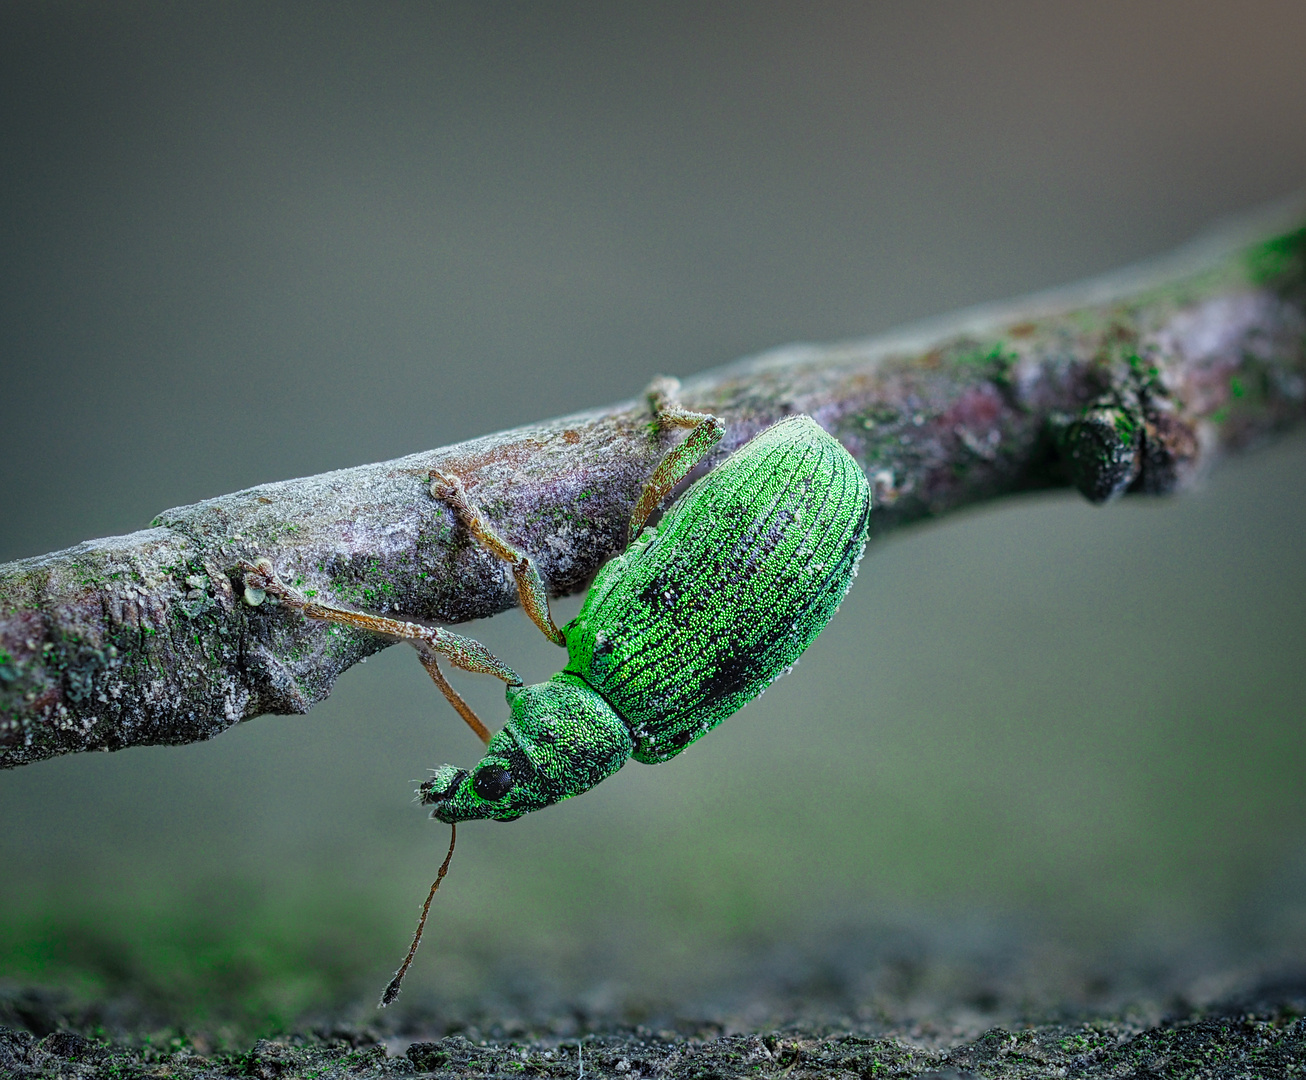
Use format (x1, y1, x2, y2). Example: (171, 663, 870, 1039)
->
(2, 1, 1304, 1039)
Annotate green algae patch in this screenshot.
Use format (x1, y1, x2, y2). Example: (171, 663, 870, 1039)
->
(1247, 225, 1306, 293)
(0, 885, 396, 1052)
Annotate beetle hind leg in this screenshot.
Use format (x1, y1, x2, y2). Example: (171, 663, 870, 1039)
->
(628, 375, 725, 541)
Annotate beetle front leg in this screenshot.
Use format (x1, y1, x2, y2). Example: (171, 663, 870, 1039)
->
(414, 650, 492, 745)
(242, 559, 517, 744)
(627, 375, 725, 540)
(429, 471, 565, 647)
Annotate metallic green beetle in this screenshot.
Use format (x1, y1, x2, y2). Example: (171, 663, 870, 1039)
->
(431, 411, 872, 823)
(248, 392, 871, 826)
(245, 385, 871, 1002)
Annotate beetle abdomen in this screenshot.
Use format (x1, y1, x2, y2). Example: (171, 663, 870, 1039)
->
(564, 415, 870, 764)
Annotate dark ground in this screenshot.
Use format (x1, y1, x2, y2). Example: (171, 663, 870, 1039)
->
(5, 920, 1306, 1078)
(4, 975, 1304, 1078)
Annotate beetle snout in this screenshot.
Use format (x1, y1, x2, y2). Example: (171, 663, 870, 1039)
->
(420, 765, 467, 806)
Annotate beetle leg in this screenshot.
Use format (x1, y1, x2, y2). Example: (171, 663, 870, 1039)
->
(242, 560, 515, 743)
(430, 470, 565, 647)
(415, 651, 491, 744)
(628, 375, 725, 540)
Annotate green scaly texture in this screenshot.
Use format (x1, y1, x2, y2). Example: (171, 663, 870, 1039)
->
(424, 674, 633, 822)
(566, 415, 871, 763)
(424, 415, 871, 821)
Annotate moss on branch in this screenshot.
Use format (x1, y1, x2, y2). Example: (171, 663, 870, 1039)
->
(2, 199, 1304, 768)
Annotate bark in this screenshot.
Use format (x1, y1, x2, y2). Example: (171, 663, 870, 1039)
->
(3, 198, 1304, 768)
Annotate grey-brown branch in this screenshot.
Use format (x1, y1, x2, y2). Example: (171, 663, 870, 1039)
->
(3, 200, 1305, 768)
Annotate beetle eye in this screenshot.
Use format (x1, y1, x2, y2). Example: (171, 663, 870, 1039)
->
(472, 765, 514, 801)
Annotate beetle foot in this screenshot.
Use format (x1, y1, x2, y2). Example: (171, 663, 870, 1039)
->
(239, 558, 283, 607)
(645, 375, 683, 423)
(428, 468, 465, 505)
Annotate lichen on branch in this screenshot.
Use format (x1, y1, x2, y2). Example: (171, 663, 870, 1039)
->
(2, 199, 1304, 768)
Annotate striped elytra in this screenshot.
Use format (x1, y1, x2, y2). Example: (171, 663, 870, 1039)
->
(415, 413, 871, 825)
(564, 415, 871, 763)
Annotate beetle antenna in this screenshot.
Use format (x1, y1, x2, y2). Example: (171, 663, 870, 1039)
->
(379, 822, 457, 1008)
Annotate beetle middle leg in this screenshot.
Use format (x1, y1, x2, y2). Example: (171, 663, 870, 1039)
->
(429, 470, 565, 647)
(243, 559, 517, 745)
(627, 375, 725, 540)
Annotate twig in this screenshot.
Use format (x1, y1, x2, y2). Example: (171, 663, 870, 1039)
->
(2, 198, 1303, 768)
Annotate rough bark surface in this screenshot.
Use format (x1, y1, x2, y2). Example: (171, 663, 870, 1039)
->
(3, 200, 1304, 768)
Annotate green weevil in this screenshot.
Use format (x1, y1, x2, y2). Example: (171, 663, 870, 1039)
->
(244, 380, 871, 1001)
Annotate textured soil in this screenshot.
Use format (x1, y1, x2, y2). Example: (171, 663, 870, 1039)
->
(4, 962, 1304, 1078)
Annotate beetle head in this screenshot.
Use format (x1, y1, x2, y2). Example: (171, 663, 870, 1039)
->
(420, 673, 632, 822)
